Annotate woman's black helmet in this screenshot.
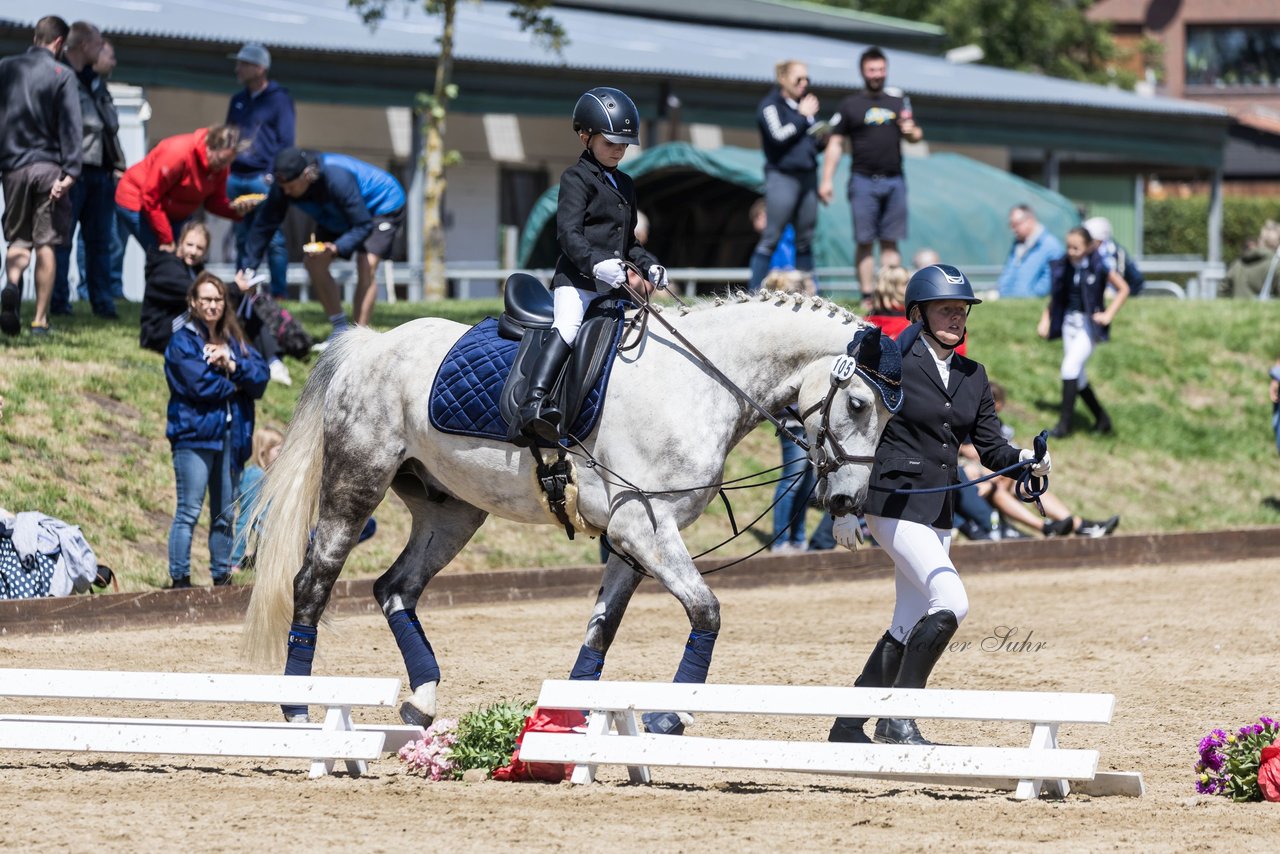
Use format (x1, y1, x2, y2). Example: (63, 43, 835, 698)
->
(572, 87, 640, 145)
(904, 264, 982, 319)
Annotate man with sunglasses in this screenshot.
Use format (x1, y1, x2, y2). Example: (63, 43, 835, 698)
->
(749, 59, 820, 293)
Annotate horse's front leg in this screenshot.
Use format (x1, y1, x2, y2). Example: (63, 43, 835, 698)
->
(606, 500, 720, 735)
(568, 553, 644, 681)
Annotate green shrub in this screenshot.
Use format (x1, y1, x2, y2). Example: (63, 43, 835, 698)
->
(1144, 196, 1280, 259)
(449, 699, 534, 778)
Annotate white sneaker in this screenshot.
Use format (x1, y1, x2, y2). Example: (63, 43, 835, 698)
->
(310, 340, 329, 354)
(269, 360, 292, 386)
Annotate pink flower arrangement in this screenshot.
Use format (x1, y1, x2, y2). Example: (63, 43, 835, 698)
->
(398, 718, 458, 781)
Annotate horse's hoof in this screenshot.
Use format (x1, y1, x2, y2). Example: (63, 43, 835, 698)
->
(399, 683, 438, 729)
(641, 711, 686, 736)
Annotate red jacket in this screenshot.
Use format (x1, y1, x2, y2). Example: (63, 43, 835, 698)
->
(868, 311, 967, 356)
(115, 128, 238, 245)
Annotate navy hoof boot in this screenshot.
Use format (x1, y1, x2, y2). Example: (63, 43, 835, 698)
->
(642, 711, 685, 736)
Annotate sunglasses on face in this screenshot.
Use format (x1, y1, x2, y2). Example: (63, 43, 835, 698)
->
(196, 297, 225, 305)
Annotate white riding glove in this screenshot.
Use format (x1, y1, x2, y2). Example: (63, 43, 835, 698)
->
(832, 515, 862, 550)
(1020, 447, 1052, 476)
(647, 264, 668, 289)
(592, 258, 626, 289)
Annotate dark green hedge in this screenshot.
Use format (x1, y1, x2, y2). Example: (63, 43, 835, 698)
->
(1144, 196, 1280, 258)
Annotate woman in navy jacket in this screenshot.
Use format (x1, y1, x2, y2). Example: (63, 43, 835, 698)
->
(828, 265, 1051, 746)
(1037, 226, 1129, 437)
(164, 272, 268, 588)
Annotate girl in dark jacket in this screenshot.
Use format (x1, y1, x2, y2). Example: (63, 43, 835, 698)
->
(512, 87, 666, 443)
(163, 272, 268, 588)
(1037, 226, 1129, 436)
(828, 265, 1051, 746)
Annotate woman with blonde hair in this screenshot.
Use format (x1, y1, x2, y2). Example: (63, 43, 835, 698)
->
(231, 426, 284, 571)
(163, 272, 268, 588)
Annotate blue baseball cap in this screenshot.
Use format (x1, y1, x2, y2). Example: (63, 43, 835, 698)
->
(230, 42, 271, 69)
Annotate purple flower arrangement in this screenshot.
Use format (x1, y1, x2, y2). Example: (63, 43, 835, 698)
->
(1195, 716, 1280, 801)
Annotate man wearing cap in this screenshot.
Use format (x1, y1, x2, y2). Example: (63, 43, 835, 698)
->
(239, 147, 405, 338)
(225, 42, 294, 298)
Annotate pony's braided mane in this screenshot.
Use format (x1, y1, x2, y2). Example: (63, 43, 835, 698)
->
(667, 288, 865, 327)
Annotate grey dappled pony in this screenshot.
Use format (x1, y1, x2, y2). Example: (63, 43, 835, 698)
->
(242, 290, 893, 730)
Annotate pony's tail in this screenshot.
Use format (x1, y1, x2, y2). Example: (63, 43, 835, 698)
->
(240, 329, 377, 666)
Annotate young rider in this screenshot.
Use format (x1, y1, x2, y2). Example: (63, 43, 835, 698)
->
(513, 87, 667, 442)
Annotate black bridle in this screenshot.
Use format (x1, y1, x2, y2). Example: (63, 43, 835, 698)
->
(796, 353, 879, 484)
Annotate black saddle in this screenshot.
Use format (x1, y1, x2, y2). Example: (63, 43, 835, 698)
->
(498, 274, 626, 444)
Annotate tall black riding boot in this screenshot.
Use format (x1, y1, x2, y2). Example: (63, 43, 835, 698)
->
(1077, 383, 1112, 434)
(828, 631, 905, 743)
(1048, 379, 1078, 439)
(514, 333, 573, 443)
(873, 610, 959, 746)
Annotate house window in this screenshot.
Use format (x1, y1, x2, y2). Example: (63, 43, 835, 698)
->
(1186, 26, 1280, 88)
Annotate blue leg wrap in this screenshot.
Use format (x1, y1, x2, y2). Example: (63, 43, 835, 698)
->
(282, 623, 317, 719)
(388, 609, 441, 690)
(568, 645, 605, 681)
(674, 629, 718, 684)
(644, 630, 719, 736)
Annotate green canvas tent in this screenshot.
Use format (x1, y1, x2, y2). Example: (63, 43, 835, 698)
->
(518, 142, 1079, 287)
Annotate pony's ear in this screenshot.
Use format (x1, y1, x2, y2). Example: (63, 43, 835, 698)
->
(848, 325, 883, 365)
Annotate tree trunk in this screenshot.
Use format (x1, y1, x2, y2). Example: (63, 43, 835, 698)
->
(422, 0, 456, 301)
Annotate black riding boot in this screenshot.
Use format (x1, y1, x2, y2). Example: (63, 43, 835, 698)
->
(1077, 383, 1112, 434)
(873, 610, 959, 746)
(828, 631, 904, 743)
(1048, 379, 1077, 438)
(514, 333, 573, 443)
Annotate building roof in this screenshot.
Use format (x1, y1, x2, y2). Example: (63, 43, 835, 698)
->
(0, 0, 1224, 119)
(551, 0, 946, 49)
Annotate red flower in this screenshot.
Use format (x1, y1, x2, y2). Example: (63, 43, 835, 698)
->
(1259, 738, 1280, 803)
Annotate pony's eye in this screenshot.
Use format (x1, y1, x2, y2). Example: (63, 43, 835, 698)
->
(847, 394, 866, 413)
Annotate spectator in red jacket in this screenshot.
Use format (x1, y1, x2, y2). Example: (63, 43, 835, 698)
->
(115, 125, 256, 252)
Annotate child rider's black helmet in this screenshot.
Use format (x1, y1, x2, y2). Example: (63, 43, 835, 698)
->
(572, 87, 641, 145)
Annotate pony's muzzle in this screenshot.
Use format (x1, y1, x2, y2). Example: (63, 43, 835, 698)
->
(827, 492, 861, 518)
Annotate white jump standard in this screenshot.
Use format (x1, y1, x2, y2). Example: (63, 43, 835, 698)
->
(518, 680, 1145, 799)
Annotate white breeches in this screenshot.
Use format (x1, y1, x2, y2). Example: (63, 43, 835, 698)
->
(864, 515, 969, 643)
(552, 285, 604, 346)
(1059, 311, 1096, 387)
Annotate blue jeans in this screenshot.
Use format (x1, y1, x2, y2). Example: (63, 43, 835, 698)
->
(116, 204, 171, 254)
(169, 435, 239, 582)
(227, 173, 289, 297)
(772, 425, 815, 546)
(53, 168, 117, 315)
(1273, 402, 1280, 455)
(78, 212, 126, 300)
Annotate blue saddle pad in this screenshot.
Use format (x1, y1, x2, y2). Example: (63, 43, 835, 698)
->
(428, 317, 619, 442)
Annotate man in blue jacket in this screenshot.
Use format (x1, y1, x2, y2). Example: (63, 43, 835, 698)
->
(239, 147, 405, 340)
(996, 203, 1063, 299)
(225, 43, 295, 298)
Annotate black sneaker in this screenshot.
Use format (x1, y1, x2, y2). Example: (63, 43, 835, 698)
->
(212, 574, 233, 587)
(0, 286, 19, 336)
(1076, 515, 1120, 538)
(168, 576, 192, 589)
(1042, 517, 1075, 537)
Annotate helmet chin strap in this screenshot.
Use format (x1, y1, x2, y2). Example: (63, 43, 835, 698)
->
(923, 324, 966, 351)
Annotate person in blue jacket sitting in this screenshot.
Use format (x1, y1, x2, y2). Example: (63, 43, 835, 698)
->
(164, 272, 269, 589)
(239, 147, 406, 343)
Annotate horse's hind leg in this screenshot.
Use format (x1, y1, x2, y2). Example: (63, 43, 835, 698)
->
(282, 444, 397, 720)
(567, 553, 644, 682)
(377, 477, 487, 727)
